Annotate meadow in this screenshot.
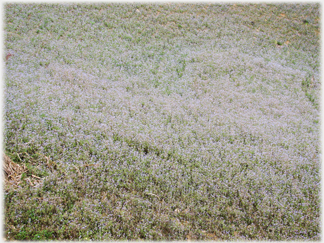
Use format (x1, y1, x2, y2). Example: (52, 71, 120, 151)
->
(3, 3, 320, 240)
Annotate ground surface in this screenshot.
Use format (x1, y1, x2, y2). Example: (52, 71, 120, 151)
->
(4, 3, 320, 240)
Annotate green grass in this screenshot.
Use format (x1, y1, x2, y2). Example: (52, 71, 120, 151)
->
(4, 3, 320, 241)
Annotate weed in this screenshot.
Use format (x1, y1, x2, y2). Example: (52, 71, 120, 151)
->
(4, 2, 320, 241)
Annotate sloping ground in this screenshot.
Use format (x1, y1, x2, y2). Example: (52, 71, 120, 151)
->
(4, 3, 320, 240)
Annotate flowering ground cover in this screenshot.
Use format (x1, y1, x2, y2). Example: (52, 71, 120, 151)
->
(3, 3, 320, 240)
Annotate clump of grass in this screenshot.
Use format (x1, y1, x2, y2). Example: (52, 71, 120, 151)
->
(4, 3, 320, 241)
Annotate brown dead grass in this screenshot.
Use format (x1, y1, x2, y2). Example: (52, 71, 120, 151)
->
(3, 153, 25, 189)
(3, 153, 42, 191)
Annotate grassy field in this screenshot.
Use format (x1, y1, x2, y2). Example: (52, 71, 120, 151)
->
(3, 3, 320, 240)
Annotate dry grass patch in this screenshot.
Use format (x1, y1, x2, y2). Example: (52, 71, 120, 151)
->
(3, 153, 43, 191)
